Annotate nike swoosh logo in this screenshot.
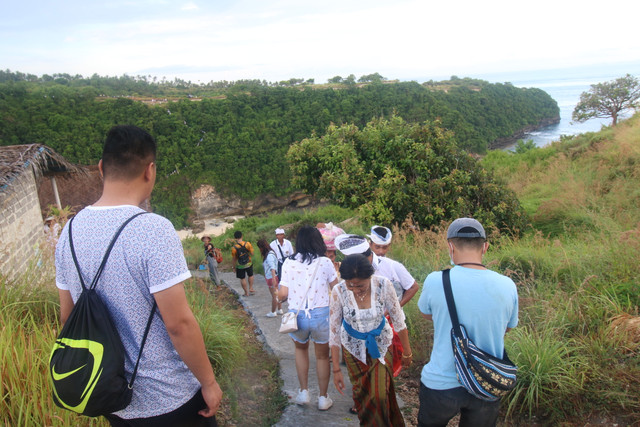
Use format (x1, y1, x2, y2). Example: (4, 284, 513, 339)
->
(51, 364, 87, 381)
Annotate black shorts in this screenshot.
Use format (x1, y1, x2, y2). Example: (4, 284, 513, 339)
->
(236, 265, 254, 279)
(105, 389, 217, 427)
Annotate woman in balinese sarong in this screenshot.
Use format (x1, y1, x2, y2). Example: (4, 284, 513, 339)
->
(329, 253, 413, 426)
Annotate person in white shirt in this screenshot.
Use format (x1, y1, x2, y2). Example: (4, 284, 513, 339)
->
(270, 228, 294, 278)
(278, 226, 338, 411)
(367, 225, 393, 258)
(341, 229, 420, 307)
(55, 125, 222, 426)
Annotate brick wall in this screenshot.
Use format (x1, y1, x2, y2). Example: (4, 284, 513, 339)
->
(0, 168, 44, 281)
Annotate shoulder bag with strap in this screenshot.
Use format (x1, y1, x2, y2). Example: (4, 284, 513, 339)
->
(49, 212, 157, 416)
(276, 243, 285, 278)
(442, 268, 517, 402)
(279, 256, 322, 334)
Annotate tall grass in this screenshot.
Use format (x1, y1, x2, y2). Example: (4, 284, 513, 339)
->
(0, 276, 108, 426)
(0, 270, 249, 426)
(479, 114, 640, 422)
(505, 326, 587, 420)
(186, 279, 247, 372)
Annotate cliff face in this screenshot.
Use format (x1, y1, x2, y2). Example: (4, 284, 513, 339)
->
(191, 184, 312, 218)
(489, 116, 561, 149)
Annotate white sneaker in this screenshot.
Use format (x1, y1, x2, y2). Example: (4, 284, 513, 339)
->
(318, 395, 333, 411)
(276, 309, 284, 315)
(295, 389, 310, 405)
(265, 312, 277, 318)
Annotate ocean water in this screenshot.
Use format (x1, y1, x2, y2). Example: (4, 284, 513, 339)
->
(470, 64, 640, 149)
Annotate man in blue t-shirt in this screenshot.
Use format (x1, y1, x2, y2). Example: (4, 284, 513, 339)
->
(55, 125, 222, 426)
(417, 218, 518, 427)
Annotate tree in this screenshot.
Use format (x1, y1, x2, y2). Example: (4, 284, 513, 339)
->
(358, 73, 386, 83)
(572, 74, 640, 126)
(286, 115, 528, 235)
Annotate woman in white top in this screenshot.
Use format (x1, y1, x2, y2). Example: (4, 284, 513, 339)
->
(278, 225, 339, 411)
(257, 238, 282, 317)
(330, 253, 412, 426)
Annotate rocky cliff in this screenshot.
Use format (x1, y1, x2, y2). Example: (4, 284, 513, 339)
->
(191, 184, 313, 219)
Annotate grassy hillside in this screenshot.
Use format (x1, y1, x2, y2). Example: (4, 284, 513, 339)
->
(210, 117, 640, 424)
(480, 116, 640, 422)
(394, 116, 640, 423)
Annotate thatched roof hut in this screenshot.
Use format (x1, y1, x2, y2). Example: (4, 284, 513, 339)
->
(0, 144, 87, 281)
(0, 144, 86, 192)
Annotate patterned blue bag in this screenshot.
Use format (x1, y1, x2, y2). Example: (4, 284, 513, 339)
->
(442, 269, 517, 401)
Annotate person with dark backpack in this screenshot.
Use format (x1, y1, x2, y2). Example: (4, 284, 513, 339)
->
(54, 125, 222, 426)
(231, 231, 254, 296)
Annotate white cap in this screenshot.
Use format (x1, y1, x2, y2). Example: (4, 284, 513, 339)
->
(335, 234, 370, 255)
(367, 225, 392, 245)
(275, 228, 285, 235)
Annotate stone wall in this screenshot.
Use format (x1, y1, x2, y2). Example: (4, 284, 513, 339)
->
(0, 168, 44, 281)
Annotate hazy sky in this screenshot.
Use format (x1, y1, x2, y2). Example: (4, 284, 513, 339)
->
(2, 0, 639, 83)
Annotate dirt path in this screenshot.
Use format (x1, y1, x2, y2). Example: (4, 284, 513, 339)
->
(216, 271, 361, 426)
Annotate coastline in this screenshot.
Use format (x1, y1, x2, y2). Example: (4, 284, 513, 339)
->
(489, 116, 561, 150)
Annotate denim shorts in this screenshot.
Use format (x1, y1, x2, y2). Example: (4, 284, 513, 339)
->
(288, 306, 330, 344)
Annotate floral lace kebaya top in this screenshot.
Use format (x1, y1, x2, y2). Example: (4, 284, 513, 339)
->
(329, 275, 407, 365)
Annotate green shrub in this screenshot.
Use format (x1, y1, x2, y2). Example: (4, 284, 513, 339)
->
(287, 116, 529, 235)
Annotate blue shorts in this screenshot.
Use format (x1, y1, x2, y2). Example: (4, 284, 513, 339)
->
(288, 306, 330, 344)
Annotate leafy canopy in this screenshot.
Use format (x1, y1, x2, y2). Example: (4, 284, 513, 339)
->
(287, 116, 528, 234)
(0, 70, 557, 227)
(572, 74, 640, 126)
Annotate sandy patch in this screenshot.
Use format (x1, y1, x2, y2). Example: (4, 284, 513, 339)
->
(175, 216, 244, 240)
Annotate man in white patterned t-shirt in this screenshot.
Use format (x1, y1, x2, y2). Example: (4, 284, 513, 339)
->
(55, 125, 222, 426)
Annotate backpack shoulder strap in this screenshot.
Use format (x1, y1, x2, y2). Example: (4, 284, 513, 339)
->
(69, 212, 149, 291)
(129, 299, 156, 388)
(442, 269, 462, 336)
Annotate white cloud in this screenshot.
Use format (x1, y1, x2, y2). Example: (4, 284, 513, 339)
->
(1, 0, 639, 82)
(181, 2, 199, 11)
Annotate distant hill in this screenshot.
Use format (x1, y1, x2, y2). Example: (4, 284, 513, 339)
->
(0, 71, 559, 226)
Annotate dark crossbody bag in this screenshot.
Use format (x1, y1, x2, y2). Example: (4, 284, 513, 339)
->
(49, 212, 156, 416)
(276, 244, 285, 278)
(442, 268, 517, 402)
